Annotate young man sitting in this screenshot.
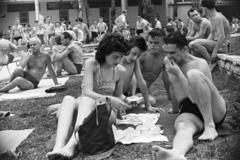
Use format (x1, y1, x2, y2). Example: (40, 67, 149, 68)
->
(120, 36, 163, 112)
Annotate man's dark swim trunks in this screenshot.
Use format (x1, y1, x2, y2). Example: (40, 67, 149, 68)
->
(13, 36, 22, 41)
(179, 98, 226, 129)
(73, 63, 82, 74)
(23, 71, 39, 89)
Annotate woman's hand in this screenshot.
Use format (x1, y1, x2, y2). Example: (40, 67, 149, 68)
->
(146, 105, 165, 113)
(110, 97, 131, 119)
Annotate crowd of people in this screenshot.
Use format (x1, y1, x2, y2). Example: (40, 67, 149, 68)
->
(0, 0, 234, 159)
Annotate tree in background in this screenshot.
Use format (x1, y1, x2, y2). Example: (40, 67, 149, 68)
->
(173, 0, 178, 18)
(111, 0, 116, 29)
(83, 0, 90, 27)
(138, 0, 154, 25)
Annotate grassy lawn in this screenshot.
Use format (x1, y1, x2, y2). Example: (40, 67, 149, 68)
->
(0, 69, 240, 160)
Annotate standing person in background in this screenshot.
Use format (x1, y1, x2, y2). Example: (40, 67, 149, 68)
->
(135, 16, 145, 36)
(155, 17, 162, 29)
(90, 20, 98, 43)
(10, 18, 24, 46)
(0, 29, 17, 66)
(75, 18, 91, 44)
(97, 17, 108, 35)
(55, 21, 64, 36)
(115, 10, 127, 32)
(73, 27, 84, 43)
(7, 26, 12, 40)
(44, 16, 55, 48)
(60, 18, 67, 31)
(122, 26, 131, 41)
(36, 24, 46, 51)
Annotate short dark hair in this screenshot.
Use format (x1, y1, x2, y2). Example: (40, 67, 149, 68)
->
(166, 26, 175, 33)
(8, 26, 12, 29)
(148, 28, 166, 39)
(188, 8, 196, 17)
(129, 36, 147, 52)
(55, 35, 62, 45)
(155, 17, 159, 20)
(46, 16, 52, 20)
(202, 0, 215, 9)
(95, 33, 129, 64)
(168, 18, 172, 22)
(164, 31, 188, 50)
(122, 10, 127, 13)
(0, 29, 3, 38)
(61, 18, 65, 21)
(62, 31, 73, 40)
(78, 18, 83, 22)
(55, 21, 61, 25)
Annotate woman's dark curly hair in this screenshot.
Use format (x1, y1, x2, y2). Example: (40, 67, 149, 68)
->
(95, 33, 130, 64)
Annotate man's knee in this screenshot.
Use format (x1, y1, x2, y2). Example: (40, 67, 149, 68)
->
(14, 66, 24, 73)
(189, 40, 197, 49)
(149, 96, 156, 106)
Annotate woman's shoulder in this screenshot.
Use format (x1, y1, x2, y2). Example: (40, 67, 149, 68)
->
(115, 64, 126, 77)
(85, 57, 98, 70)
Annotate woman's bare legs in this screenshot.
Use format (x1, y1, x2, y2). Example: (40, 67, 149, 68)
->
(47, 96, 96, 159)
(46, 96, 78, 159)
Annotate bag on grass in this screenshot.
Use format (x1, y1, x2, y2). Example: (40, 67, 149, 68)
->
(75, 97, 115, 160)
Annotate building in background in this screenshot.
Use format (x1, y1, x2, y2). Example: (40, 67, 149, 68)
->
(0, 0, 237, 34)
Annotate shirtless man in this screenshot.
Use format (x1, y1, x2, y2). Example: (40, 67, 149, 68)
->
(115, 10, 127, 32)
(74, 18, 91, 44)
(120, 36, 162, 112)
(0, 29, 17, 65)
(52, 32, 83, 76)
(44, 16, 55, 48)
(137, 28, 170, 101)
(190, 0, 231, 69)
(135, 16, 145, 36)
(97, 17, 108, 35)
(186, 8, 211, 42)
(0, 37, 58, 93)
(152, 31, 227, 160)
(10, 18, 24, 46)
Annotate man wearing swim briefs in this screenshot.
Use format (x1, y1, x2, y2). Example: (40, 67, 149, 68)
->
(97, 17, 108, 35)
(75, 18, 91, 44)
(190, 0, 231, 70)
(153, 31, 227, 160)
(10, 18, 24, 46)
(89, 20, 98, 43)
(135, 16, 145, 36)
(52, 32, 83, 76)
(0, 37, 58, 93)
(44, 16, 55, 48)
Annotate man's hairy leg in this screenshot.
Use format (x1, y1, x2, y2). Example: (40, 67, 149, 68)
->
(9, 66, 24, 82)
(153, 113, 203, 160)
(187, 69, 226, 140)
(0, 77, 33, 93)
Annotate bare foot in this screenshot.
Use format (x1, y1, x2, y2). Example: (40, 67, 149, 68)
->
(46, 150, 62, 160)
(198, 126, 218, 141)
(152, 145, 187, 160)
(168, 108, 179, 114)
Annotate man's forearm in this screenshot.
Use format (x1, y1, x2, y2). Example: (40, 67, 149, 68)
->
(177, 71, 193, 101)
(48, 67, 58, 85)
(139, 82, 151, 108)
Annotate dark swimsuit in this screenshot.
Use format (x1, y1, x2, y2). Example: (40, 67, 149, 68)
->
(179, 98, 227, 129)
(136, 29, 144, 35)
(23, 71, 39, 89)
(13, 36, 22, 41)
(73, 63, 83, 74)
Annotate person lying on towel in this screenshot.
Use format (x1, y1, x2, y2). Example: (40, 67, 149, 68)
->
(0, 37, 58, 93)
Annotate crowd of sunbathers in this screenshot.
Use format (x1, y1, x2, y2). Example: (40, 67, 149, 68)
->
(0, 0, 234, 159)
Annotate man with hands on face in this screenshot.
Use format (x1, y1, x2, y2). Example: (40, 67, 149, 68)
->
(152, 31, 227, 160)
(0, 37, 58, 93)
